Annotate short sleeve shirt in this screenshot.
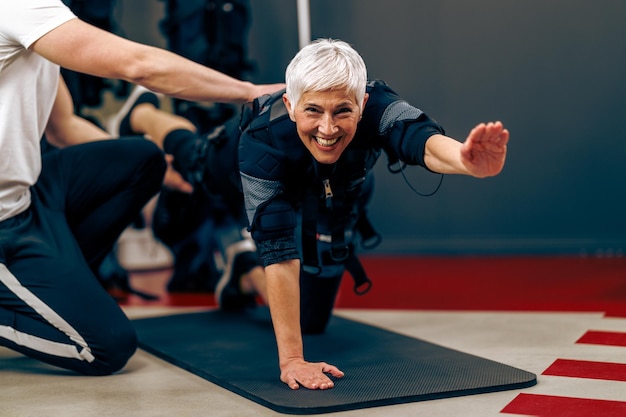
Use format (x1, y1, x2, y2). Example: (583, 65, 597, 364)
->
(0, 0, 75, 221)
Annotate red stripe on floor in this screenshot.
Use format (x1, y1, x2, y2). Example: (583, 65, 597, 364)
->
(577, 330, 626, 347)
(501, 393, 626, 416)
(542, 358, 626, 382)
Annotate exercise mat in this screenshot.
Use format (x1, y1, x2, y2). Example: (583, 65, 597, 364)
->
(133, 309, 536, 414)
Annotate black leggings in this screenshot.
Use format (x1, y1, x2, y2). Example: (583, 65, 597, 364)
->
(299, 272, 343, 334)
(0, 139, 165, 375)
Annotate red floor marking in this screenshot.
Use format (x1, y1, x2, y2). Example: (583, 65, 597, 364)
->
(542, 358, 626, 382)
(577, 330, 626, 347)
(501, 393, 626, 417)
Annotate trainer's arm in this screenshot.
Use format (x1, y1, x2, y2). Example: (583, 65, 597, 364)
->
(45, 76, 112, 148)
(31, 18, 283, 104)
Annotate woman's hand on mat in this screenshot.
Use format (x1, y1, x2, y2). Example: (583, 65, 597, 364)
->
(280, 359, 344, 390)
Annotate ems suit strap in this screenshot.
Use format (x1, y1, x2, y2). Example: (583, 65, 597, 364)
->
(329, 214, 349, 263)
(356, 213, 382, 249)
(301, 188, 372, 295)
(301, 190, 321, 275)
(346, 252, 372, 295)
(300, 186, 350, 275)
(347, 211, 379, 296)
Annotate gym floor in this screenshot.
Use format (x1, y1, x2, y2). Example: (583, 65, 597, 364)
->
(2, 255, 625, 417)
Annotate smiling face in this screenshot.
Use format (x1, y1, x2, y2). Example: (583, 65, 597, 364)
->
(283, 88, 368, 165)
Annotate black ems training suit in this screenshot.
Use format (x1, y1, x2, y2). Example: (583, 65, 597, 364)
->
(240, 80, 444, 332)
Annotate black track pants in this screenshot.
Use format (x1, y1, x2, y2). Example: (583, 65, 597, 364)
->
(0, 139, 165, 375)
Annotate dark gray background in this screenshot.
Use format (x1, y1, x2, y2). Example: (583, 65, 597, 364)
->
(118, 0, 626, 255)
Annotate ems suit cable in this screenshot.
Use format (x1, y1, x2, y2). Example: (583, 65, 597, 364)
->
(379, 99, 445, 197)
(396, 163, 444, 197)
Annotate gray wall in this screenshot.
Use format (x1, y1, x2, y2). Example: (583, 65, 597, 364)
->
(121, 1, 626, 256)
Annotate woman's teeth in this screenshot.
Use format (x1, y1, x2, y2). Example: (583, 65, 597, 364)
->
(315, 136, 338, 146)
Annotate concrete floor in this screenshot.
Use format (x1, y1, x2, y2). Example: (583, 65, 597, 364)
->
(2, 306, 625, 417)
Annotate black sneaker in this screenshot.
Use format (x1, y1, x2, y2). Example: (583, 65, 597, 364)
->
(107, 85, 162, 136)
(215, 239, 260, 310)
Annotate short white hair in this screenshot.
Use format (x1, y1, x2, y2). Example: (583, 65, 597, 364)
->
(285, 39, 367, 112)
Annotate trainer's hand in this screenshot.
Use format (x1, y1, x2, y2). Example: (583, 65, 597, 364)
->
(249, 82, 285, 101)
(280, 359, 344, 390)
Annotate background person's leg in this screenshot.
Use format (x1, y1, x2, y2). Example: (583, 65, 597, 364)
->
(38, 138, 166, 270)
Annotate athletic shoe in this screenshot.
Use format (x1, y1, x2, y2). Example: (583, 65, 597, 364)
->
(107, 85, 162, 136)
(116, 226, 174, 271)
(215, 239, 260, 310)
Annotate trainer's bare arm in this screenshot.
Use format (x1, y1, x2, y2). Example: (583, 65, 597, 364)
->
(45, 76, 112, 148)
(31, 18, 284, 104)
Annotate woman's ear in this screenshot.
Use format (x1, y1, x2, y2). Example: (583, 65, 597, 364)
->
(282, 93, 296, 122)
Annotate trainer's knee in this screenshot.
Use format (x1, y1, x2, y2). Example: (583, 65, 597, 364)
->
(80, 323, 138, 376)
(129, 140, 167, 195)
(139, 140, 167, 177)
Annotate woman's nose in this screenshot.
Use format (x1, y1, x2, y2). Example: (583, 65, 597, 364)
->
(318, 113, 338, 135)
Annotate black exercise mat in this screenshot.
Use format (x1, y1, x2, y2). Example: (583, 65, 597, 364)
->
(133, 309, 536, 414)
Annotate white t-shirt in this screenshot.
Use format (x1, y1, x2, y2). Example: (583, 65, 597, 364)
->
(0, 1, 75, 222)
